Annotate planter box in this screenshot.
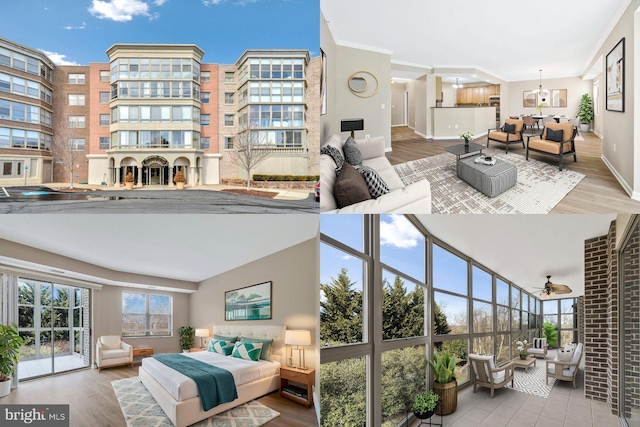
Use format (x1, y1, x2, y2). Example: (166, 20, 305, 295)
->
(222, 179, 315, 190)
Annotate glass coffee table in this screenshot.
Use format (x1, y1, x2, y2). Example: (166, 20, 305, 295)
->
(445, 142, 485, 160)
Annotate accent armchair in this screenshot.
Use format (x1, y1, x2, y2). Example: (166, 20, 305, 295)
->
(526, 123, 578, 171)
(527, 337, 548, 359)
(469, 354, 514, 398)
(487, 119, 524, 153)
(546, 342, 584, 388)
(96, 335, 133, 373)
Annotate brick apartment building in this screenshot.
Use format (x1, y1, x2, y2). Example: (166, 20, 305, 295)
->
(0, 36, 319, 187)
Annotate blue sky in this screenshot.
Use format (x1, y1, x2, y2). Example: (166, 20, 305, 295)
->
(3, 0, 318, 66)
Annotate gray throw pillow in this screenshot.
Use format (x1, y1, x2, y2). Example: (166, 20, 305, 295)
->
(354, 165, 390, 199)
(333, 163, 372, 208)
(343, 137, 363, 166)
(545, 128, 564, 142)
(502, 123, 516, 133)
(320, 145, 345, 175)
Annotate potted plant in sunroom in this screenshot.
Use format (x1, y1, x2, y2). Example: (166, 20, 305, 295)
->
(412, 390, 439, 420)
(542, 321, 558, 348)
(124, 171, 135, 190)
(515, 339, 528, 360)
(0, 324, 23, 398)
(178, 326, 195, 352)
(428, 349, 459, 416)
(577, 93, 594, 133)
(173, 170, 186, 190)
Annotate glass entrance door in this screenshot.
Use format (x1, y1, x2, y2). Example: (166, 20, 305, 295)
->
(149, 167, 161, 185)
(17, 279, 90, 380)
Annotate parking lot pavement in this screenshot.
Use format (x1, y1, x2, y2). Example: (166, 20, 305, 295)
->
(0, 186, 318, 214)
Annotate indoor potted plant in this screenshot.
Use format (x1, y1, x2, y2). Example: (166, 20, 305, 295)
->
(428, 350, 459, 415)
(515, 339, 528, 360)
(124, 171, 135, 190)
(173, 170, 186, 190)
(412, 390, 439, 420)
(0, 324, 23, 398)
(577, 93, 594, 133)
(460, 131, 473, 146)
(542, 321, 558, 348)
(178, 326, 195, 352)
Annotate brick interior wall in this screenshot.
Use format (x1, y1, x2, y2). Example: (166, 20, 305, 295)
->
(606, 222, 618, 414)
(577, 295, 584, 344)
(622, 225, 640, 418)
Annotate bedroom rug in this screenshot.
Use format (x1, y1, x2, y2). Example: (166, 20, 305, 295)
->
(394, 148, 585, 214)
(505, 359, 556, 399)
(112, 377, 280, 427)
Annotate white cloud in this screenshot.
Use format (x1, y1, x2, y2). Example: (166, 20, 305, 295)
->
(380, 214, 421, 249)
(39, 50, 79, 66)
(342, 255, 352, 261)
(64, 21, 86, 30)
(88, 0, 150, 22)
(154, 0, 168, 4)
(203, 0, 260, 5)
(203, 0, 226, 5)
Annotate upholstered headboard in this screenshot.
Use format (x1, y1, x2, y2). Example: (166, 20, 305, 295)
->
(213, 324, 286, 363)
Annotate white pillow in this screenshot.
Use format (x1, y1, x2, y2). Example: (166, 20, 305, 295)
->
(557, 349, 572, 362)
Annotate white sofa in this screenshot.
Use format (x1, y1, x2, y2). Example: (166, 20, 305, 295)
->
(320, 135, 431, 213)
(546, 342, 583, 388)
(96, 335, 133, 372)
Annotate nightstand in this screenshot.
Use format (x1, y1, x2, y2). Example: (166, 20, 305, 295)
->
(279, 366, 314, 408)
(190, 348, 205, 352)
(133, 347, 153, 365)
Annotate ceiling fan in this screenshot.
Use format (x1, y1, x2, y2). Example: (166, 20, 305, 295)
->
(533, 276, 572, 299)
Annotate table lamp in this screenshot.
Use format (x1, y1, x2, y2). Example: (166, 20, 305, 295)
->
(341, 118, 364, 138)
(195, 329, 210, 348)
(284, 329, 311, 370)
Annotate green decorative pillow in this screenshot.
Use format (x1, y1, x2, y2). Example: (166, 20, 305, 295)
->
(231, 342, 263, 362)
(208, 340, 234, 356)
(240, 337, 274, 360)
(213, 334, 238, 343)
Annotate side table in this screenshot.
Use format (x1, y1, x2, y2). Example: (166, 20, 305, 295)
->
(279, 366, 315, 408)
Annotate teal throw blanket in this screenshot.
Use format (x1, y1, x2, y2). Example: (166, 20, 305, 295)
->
(152, 353, 238, 411)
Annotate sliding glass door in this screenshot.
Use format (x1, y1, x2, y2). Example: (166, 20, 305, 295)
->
(17, 278, 90, 380)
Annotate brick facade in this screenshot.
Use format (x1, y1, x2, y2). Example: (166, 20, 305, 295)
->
(621, 224, 640, 419)
(306, 56, 320, 176)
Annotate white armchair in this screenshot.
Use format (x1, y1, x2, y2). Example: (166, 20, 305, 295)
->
(527, 337, 547, 359)
(96, 335, 133, 373)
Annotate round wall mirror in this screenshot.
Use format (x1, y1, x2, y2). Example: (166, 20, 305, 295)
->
(348, 71, 379, 98)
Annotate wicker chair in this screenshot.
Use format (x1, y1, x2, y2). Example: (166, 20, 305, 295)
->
(469, 354, 514, 398)
(546, 343, 584, 388)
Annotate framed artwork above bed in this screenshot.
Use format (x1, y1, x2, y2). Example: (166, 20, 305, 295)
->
(225, 281, 272, 321)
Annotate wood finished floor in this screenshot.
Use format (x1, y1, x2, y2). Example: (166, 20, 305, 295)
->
(388, 126, 640, 214)
(0, 366, 318, 427)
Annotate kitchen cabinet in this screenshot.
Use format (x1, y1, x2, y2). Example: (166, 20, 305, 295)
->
(456, 85, 500, 105)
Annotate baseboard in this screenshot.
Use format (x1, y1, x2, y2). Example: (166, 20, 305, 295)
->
(601, 154, 635, 199)
(408, 125, 415, 130)
(313, 386, 320, 424)
(385, 146, 393, 153)
(391, 124, 408, 127)
(414, 130, 427, 139)
(592, 130, 603, 139)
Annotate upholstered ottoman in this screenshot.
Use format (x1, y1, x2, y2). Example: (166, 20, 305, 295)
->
(457, 156, 517, 197)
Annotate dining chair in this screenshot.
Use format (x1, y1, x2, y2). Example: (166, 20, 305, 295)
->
(522, 115, 538, 134)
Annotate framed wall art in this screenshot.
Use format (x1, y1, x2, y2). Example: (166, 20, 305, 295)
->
(551, 89, 567, 107)
(523, 90, 537, 108)
(225, 281, 272, 321)
(606, 37, 624, 112)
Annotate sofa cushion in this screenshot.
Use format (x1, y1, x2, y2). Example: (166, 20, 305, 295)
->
(557, 349, 573, 362)
(545, 128, 564, 142)
(533, 338, 546, 349)
(100, 336, 121, 350)
(102, 348, 129, 360)
(362, 158, 404, 190)
(320, 154, 339, 211)
(355, 165, 390, 198)
(505, 118, 524, 132)
(542, 123, 575, 142)
(470, 354, 495, 381)
(355, 136, 386, 160)
(488, 131, 522, 142)
(320, 145, 345, 174)
(568, 343, 582, 374)
(343, 137, 363, 166)
(529, 139, 574, 154)
(334, 163, 372, 208)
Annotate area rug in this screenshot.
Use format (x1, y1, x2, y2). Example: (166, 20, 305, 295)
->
(112, 377, 280, 427)
(394, 148, 585, 214)
(505, 360, 556, 398)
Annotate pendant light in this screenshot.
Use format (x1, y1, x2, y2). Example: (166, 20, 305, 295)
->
(453, 78, 463, 89)
(534, 69, 548, 96)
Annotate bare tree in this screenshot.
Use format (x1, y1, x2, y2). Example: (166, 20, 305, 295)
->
(229, 129, 271, 190)
(50, 120, 83, 189)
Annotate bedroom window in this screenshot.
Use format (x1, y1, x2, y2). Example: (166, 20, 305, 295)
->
(122, 292, 172, 337)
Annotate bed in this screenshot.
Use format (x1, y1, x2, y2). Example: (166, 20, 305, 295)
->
(139, 325, 285, 427)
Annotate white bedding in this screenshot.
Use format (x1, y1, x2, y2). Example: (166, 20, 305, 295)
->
(141, 351, 281, 402)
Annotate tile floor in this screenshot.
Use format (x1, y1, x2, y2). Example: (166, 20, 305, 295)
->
(412, 362, 621, 427)
(18, 354, 87, 380)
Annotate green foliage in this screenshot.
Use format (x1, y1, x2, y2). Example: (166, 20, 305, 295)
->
(382, 276, 424, 340)
(0, 325, 23, 382)
(252, 174, 320, 182)
(178, 326, 195, 350)
(428, 350, 459, 384)
(320, 357, 366, 427)
(577, 93, 594, 124)
(542, 322, 558, 347)
(412, 390, 439, 415)
(320, 268, 363, 346)
(433, 303, 451, 350)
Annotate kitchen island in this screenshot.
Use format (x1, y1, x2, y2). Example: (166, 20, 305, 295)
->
(432, 107, 497, 141)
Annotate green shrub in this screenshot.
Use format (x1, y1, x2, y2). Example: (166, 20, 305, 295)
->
(251, 174, 320, 182)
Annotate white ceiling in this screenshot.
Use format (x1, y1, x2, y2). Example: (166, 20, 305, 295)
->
(0, 215, 318, 283)
(416, 214, 616, 298)
(321, 0, 630, 82)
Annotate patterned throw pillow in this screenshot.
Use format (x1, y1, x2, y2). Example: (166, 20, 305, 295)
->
(208, 340, 234, 356)
(545, 128, 564, 142)
(320, 145, 345, 175)
(231, 342, 263, 362)
(343, 137, 363, 166)
(240, 337, 274, 361)
(354, 165, 390, 199)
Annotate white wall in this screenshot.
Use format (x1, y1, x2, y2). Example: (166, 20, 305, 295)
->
(406, 80, 416, 128)
(504, 77, 592, 118)
(442, 82, 456, 107)
(391, 82, 406, 126)
(414, 76, 428, 137)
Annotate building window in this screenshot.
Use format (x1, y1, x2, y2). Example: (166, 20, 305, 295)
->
(100, 70, 110, 82)
(68, 138, 85, 151)
(225, 72, 234, 84)
(200, 114, 210, 126)
(99, 137, 110, 150)
(200, 71, 210, 82)
(224, 93, 234, 104)
(2, 161, 22, 177)
(68, 116, 85, 128)
(201, 92, 210, 104)
(99, 92, 109, 103)
(200, 137, 210, 149)
(224, 137, 233, 149)
(122, 292, 172, 337)
(68, 94, 85, 106)
(68, 73, 85, 84)
(224, 114, 234, 127)
(99, 114, 109, 126)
